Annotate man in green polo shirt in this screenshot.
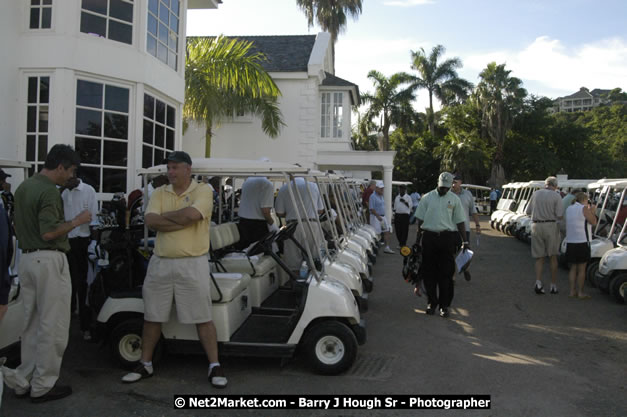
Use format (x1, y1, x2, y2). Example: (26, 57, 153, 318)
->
(2, 145, 91, 403)
(414, 172, 467, 318)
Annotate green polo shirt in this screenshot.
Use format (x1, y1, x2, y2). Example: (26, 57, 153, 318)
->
(14, 173, 70, 253)
(415, 189, 466, 232)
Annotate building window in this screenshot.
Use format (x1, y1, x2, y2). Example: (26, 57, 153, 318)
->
(26, 76, 50, 176)
(75, 79, 129, 193)
(30, 0, 53, 29)
(147, 0, 179, 70)
(80, 0, 133, 45)
(321, 92, 343, 138)
(142, 94, 176, 168)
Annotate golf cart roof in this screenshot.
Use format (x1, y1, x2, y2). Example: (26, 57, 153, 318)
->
(392, 181, 412, 186)
(0, 159, 32, 169)
(137, 157, 309, 177)
(462, 184, 491, 191)
(559, 179, 596, 189)
(588, 179, 627, 190)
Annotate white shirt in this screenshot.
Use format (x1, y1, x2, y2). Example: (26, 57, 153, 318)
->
(565, 202, 591, 243)
(394, 193, 412, 215)
(410, 192, 421, 207)
(238, 177, 274, 221)
(61, 180, 99, 238)
(455, 188, 478, 230)
(275, 178, 324, 221)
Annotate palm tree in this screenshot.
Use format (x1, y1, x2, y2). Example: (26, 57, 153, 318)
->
(296, 0, 363, 68)
(476, 62, 527, 187)
(409, 45, 473, 135)
(360, 70, 415, 151)
(185, 36, 285, 157)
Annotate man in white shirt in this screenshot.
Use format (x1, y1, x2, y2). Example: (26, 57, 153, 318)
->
(236, 176, 276, 249)
(409, 190, 421, 224)
(61, 176, 99, 340)
(275, 177, 324, 271)
(393, 185, 412, 247)
(452, 176, 481, 281)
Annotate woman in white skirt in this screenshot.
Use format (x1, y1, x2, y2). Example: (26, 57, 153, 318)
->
(565, 192, 597, 298)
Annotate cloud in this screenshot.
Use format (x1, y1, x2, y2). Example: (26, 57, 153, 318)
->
(383, 0, 435, 6)
(461, 36, 627, 98)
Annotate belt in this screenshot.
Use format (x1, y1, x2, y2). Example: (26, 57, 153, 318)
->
(532, 220, 555, 223)
(22, 248, 66, 254)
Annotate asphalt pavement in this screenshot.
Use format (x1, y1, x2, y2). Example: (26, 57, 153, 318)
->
(1, 217, 626, 417)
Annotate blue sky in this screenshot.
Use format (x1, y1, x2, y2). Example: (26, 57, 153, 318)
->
(187, 0, 627, 112)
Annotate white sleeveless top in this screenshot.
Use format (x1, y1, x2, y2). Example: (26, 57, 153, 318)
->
(565, 202, 590, 243)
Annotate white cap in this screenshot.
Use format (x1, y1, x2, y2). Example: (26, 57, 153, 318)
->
(376, 180, 384, 188)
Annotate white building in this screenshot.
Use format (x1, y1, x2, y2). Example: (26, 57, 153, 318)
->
(183, 33, 396, 220)
(553, 87, 611, 113)
(0, 0, 221, 198)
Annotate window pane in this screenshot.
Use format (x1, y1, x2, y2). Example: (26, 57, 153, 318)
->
(144, 94, 155, 118)
(154, 149, 165, 165)
(102, 168, 126, 193)
(82, 0, 107, 15)
(28, 77, 38, 103)
(79, 166, 101, 191)
(148, 0, 158, 15)
(155, 100, 165, 123)
(75, 108, 102, 136)
(38, 136, 48, 161)
(31, 0, 41, 5)
(29, 8, 40, 29)
(27, 106, 37, 132)
(75, 137, 101, 165)
(27, 135, 36, 161)
(168, 51, 176, 69)
(39, 77, 50, 103)
(166, 105, 175, 128)
(103, 140, 127, 166)
(147, 34, 157, 56)
(104, 113, 128, 139)
(77, 80, 103, 108)
(109, 20, 132, 44)
(158, 22, 168, 45)
(142, 145, 153, 168)
(39, 106, 49, 132)
(154, 125, 164, 148)
(171, 0, 179, 15)
(80, 12, 106, 37)
(157, 42, 167, 63)
(143, 120, 153, 144)
(41, 7, 52, 28)
(110, 0, 133, 23)
(169, 13, 178, 33)
(168, 33, 177, 50)
(43, 0, 52, 4)
(166, 128, 174, 150)
(105, 85, 129, 112)
(159, 3, 169, 24)
(147, 13, 157, 36)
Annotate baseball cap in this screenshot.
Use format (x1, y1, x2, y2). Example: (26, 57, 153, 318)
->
(0, 169, 11, 180)
(376, 180, 384, 188)
(165, 151, 192, 165)
(438, 172, 453, 188)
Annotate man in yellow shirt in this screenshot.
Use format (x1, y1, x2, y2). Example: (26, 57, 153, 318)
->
(121, 151, 227, 388)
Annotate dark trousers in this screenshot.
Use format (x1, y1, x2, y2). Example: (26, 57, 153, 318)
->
(490, 200, 497, 214)
(421, 230, 458, 309)
(236, 218, 269, 250)
(394, 213, 410, 246)
(68, 236, 91, 331)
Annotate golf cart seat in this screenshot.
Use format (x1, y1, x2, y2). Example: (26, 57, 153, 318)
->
(210, 222, 279, 307)
(210, 273, 251, 303)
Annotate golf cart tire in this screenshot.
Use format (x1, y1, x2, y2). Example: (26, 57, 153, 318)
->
(586, 261, 599, 288)
(609, 273, 627, 304)
(110, 318, 162, 369)
(303, 321, 358, 375)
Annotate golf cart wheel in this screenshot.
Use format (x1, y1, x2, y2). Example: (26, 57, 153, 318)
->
(303, 321, 358, 375)
(609, 273, 627, 304)
(586, 260, 599, 288)
(110, 318, 162, 369)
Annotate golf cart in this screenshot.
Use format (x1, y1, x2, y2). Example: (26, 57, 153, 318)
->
(463, 184, 492, 215)
(0, 160, 31, 363)
(498, 181, 543, 235)
(95, 158, 366, 375)
(490, 183, 518, 230)
(596, 220, 627, 303)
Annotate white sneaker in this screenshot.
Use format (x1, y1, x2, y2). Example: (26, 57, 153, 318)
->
(209, 365, 228, 388)
(383, 247, 395, 254)
(122, 364, 154, 383)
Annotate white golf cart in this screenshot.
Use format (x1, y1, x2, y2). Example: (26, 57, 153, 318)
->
(463, 184, 492, 215)
(95, 158, 366, 375)
(498, 181, 544, 235)
(596, 220, 627, 303)
(491, 183, 522, 231)
(0, 160, 31, 364)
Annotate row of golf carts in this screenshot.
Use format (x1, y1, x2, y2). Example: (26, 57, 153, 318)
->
(489, 178, 627, 304)
(1, 158, 384, 376)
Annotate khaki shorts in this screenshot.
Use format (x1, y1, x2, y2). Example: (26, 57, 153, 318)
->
(531, 222, 560, 258)
(142, 255, 212, 324)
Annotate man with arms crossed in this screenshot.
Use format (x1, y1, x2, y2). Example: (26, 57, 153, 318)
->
(122, 151, 227, 388)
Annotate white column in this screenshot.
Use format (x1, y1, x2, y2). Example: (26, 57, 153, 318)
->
(383, 166, 393, 225)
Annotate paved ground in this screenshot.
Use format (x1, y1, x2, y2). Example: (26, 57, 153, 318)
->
(2, 216, 626, 416)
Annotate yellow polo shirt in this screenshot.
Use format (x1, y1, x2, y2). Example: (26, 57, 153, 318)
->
(146, 181, 213, 258)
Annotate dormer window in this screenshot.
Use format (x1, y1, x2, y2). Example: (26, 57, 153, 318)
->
(321, 92, 343, 138)
(80, 0, 134, 45)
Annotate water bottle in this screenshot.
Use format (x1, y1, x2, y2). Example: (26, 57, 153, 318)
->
(299, 261, 309, 279)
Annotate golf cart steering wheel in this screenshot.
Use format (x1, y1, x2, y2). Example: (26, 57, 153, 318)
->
(247, 230, 277, 257)
(273, 221, 299, 244)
